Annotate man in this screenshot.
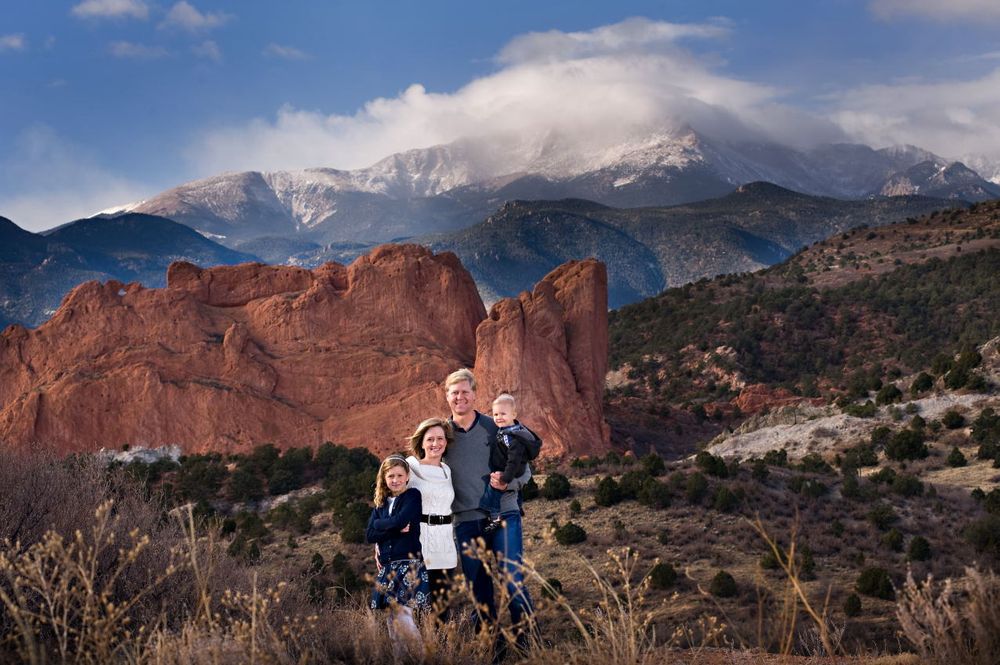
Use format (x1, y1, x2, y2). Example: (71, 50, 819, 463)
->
(444, 368, 534, 646)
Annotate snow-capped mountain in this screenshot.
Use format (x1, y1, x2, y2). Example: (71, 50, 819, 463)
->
(119, 128, 999, 248)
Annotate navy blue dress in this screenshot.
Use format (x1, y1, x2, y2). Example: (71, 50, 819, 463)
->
(366, 488, 431, 610)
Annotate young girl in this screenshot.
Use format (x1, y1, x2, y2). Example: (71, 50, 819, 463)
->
(366, 454, 430, 654)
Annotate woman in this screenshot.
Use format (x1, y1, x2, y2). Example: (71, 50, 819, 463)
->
(405, 417, 457, 621)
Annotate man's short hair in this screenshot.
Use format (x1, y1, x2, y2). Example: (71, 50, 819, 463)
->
(445, 368, 476, 391)
(493, 393, 516, 409)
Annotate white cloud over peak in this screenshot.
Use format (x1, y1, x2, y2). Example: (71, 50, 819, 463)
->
(263, 43, 310, 60)
(870, 0, 1000, 22)
(159, 1, 232, 32)
(109, 41, 168, 59)
(829, 67, 1000, 164)
(0, 34, 27, 51)
(190, 19, 841, 175)
(71, 0, 149, 20)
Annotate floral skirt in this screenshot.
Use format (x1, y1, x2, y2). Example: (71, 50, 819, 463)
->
(370, 559, 431, 611)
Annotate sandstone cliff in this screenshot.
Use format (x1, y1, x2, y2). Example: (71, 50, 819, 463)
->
(0, 245, 609, 458)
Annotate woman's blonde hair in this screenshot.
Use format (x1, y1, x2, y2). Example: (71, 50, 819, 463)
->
(408, 417, 454, 459)
(373, 454, 409, 506)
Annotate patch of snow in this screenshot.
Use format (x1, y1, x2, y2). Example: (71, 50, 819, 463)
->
(197, 230, 227, 240)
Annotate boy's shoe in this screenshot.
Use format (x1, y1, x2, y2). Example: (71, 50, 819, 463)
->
(482, 517, 503, 537)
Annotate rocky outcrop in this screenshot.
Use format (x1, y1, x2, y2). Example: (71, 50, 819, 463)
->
(0, 245, 610, 459)
(734, 383, 825, 415)
(475, 259, 611, 457)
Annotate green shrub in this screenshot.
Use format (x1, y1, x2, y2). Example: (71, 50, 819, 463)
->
(844, 400, 877, 418)
(637, 480, 672, 509)
(876, 384, 903, 405)
(790, 476, 827, 498)
(944, 367, 970, 390)
(337, 500, 370, 544)
(947, 447, 968, 467)
(542, 577, 563, 599)
(871, 426, 893, 447)
(554, 521, 587, 545)
(942, 410, 966, 429)
(228, 468, 265, 502)
(713, 485, 738, 512)
(709, 570, 738, 598)
(695, 451, 728, 478)
(907, 536, 931, 561)
(841, 473, 862, 500)
(856, 567, 894, 600)
(910, 372, 934, 396)
(594, 476, 622, 507)
(640, 452, 666, 477)
(763, 449, 788, 467)
(685, 472, 709, 504)
(870, 466, 897, 485)
(797, 453, 832, 474)
(521, 477, 540, 501)
(569, 499, 582, 516)
(964, 514, 1000, 558)
(843, 443, 878, 468)
(885, 429, 928, 461)
(882, 528, 903, 552)
(649, 562, 678, 589)
(867, 503, 898, 531)
(619, 469, 654, 499)
(891, 474, 924, 497)
(541, 473, 572, 500)
(843, 593, 862, 617)
(751, 459, 769, 481)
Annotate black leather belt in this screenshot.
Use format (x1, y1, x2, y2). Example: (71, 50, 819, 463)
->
(420, 514, 453, 525)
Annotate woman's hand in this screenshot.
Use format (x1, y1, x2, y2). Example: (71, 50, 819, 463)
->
(489, 471, 509, 491)
(400, 524, 411, 533)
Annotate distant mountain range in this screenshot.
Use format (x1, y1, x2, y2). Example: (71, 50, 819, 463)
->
(112, 128, 1000, 250)
(271, 183, 958, 307)
(0, 214, 256, 328)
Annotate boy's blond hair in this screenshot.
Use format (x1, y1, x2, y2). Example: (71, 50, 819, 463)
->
(492, 393, 516, 410)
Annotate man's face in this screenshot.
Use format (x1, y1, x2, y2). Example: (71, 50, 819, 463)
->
(446, 380, 475, 417)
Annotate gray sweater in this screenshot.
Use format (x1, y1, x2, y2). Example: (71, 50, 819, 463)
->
(447, 411, 531, 523)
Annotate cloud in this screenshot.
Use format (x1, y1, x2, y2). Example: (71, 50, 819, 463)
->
(109, 41, 169, 58)
(262, 43, 310, 60)
(190, 18, 842, 175)
(192, 39, 221, 62)
(71, 0, 150, 20)
(0, 125, 152, 232)
(0, 34, 27, 52)
(828, 67, 1000, 163)
(159, 1, 232, 32)
(869, 0, 1000, 22)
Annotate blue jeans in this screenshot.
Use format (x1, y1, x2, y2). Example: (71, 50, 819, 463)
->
(455, 512, 534, 629)
(478, 476, 504, 519)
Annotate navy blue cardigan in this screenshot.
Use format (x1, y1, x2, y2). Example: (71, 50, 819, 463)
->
(365, 487, 423, 565)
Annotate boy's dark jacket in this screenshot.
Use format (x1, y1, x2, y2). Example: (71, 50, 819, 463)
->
(365, 487, 422, 566)
(490, 422, 542, 483)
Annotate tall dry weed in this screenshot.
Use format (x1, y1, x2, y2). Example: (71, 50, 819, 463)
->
(896, 565, 1000, 665)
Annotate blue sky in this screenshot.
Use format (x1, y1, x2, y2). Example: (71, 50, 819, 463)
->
(2, 0, 1000, 230)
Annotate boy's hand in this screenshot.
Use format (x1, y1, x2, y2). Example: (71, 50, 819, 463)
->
(489, 471, 509, 491)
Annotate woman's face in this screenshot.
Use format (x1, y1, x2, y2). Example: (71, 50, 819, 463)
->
(421, 426, 448, 463)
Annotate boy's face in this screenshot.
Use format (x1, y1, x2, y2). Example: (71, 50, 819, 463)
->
(492, 401, 515, 427)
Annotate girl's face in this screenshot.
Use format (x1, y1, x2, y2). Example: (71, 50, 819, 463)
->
(421, 426, 448, 463)
(384, 465, 409, 496)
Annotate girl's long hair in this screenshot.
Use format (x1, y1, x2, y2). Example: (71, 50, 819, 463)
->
(373, 455, 409, 506)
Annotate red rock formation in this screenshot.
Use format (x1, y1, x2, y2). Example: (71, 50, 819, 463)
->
(0, 245, 610, 459)
(475, 259, 611, 457)
(734, 384, 824, 415)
